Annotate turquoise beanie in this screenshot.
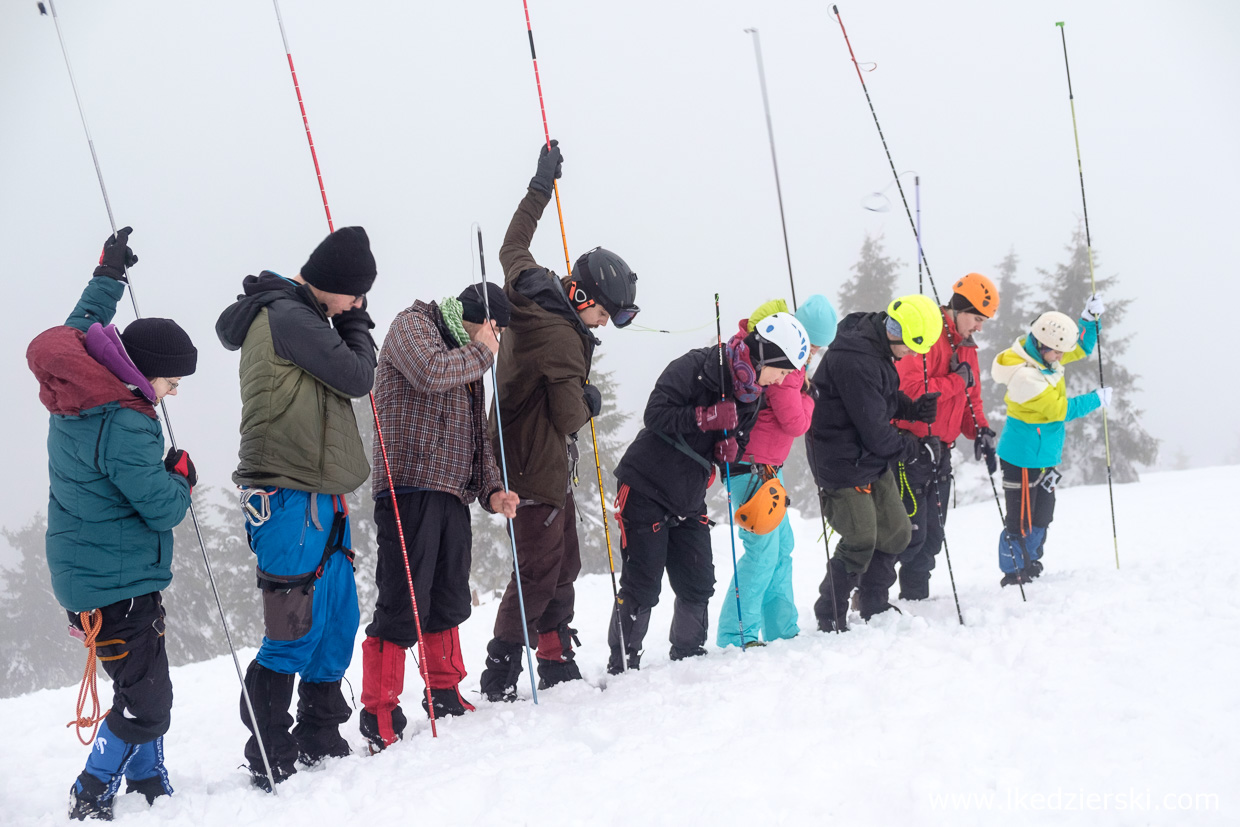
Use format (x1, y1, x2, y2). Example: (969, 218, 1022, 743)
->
(794, 294, 839, 347)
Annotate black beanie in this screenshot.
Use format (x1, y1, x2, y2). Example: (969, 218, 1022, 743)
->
(948, 292, 977, 314)
(301, 226, 377, 296)
(745, 331, 793, 369)
(120, 318, 198, 378)
(458, 282, 512, 327)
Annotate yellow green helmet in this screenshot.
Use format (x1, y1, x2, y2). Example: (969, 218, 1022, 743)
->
(886, 294, 943, 355)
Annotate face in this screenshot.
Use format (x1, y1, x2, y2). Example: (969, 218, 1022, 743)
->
(955, 310, 987, 338)
(314, 288, 365, 318)
(152, 377, 181, 401)
(578, 305, 610, 328)
(889, 338, 913, 360)
(758, 365, 793, 386)
(1041, 348, 1064, 363)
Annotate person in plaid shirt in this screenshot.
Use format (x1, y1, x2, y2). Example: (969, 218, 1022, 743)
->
(359, 282, 519, 752)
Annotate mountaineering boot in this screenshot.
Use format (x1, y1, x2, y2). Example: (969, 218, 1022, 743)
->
(1027, 559, 1044, 579)
(668, 598, 710, 661)
(420, 626, 476, 718)
(1000, 570, 1030, 588)
(856, 551, 898, 620)
(479, 638, 524, 702)
(360, 636, 407, 752)
(607, 597, 651, 675)
(292, 679, 352, 767)
(898, 567, 931, 601)
(240, 660, 298, 788)
(536, 623, 583, 689)
(815, 556, 857, 632)
(69, 772, 114, 822)
(122, 736, 173, 805)
(70, 718, 136, 820)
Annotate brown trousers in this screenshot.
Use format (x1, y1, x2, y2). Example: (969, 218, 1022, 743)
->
(491, 491, 582, 644)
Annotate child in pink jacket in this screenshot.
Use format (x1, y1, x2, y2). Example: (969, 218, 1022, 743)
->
(717, 295, 837, 647)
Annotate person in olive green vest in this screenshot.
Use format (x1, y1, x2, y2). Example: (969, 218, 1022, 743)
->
(216, 227, 377, 790)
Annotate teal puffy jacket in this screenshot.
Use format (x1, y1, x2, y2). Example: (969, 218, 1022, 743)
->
(27, 277, 191, 613)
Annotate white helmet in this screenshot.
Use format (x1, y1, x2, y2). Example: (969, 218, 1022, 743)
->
(1030, 311, 1079, 352)
(751, 312, 810, 371)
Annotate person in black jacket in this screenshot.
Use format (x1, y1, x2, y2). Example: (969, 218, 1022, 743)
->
(806, 296, 942, 631)
(607, 313, 810, 673)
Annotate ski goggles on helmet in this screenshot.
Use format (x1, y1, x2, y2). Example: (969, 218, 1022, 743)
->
(609, 304, 640, 328)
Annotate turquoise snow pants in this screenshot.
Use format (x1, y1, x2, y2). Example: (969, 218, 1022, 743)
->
(717, 470, 799, 647)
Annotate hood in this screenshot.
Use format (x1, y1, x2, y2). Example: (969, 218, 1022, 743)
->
(511, 268, 600, 347)
(829, 312, 893, 361)
(27, 326, 156, 419)
(992, 336, 1051, 386)
(216, 271, 321, 351)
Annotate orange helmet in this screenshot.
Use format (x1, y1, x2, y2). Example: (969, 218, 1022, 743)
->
(735, 475, 789, 535)
(951, 272, 999, 318)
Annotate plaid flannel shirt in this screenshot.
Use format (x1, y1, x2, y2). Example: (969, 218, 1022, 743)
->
(371, 301, 503, 509)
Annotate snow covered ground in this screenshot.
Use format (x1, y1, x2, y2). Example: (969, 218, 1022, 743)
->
(3, 468, 1235, 825)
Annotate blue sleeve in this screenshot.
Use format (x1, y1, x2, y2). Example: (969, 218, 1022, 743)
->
(1075, 318, 1099, 358)
(101, 409, 192, 531)
(65, 277, 125, 333)
(1066, 391, 1101, 422)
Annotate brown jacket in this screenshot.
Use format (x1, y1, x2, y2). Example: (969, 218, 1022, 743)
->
(490, 188, 597, 507)
(371, 300, 503, 508)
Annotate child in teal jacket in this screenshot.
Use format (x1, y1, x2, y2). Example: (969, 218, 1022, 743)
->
(27, 227, 197, 820)
(989, 297, 1109, 585)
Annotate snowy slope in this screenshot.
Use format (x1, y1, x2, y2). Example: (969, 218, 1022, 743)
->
(3, 468, 1235, 826)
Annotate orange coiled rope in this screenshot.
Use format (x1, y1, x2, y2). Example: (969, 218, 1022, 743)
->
(68, 610, 109, 745)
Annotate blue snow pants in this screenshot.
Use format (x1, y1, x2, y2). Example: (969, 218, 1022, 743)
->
(716, 470, 799, 647)
(997, 460, 1054, 573)
(246, 488, 360, 681)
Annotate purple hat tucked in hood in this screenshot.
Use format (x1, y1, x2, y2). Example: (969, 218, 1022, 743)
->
(85, 323, 157, 403)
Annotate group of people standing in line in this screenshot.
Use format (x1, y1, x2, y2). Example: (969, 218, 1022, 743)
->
(30, 140, 1111, 819)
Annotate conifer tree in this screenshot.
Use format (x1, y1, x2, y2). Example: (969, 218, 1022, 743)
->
(836, 233, 903, 315)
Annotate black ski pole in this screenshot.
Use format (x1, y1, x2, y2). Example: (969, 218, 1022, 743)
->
(1056, 21, 1120, 570)
(714, 295, 748, 646)
(915, 179, 964, 623)
(831, 5, 1009, 548)
(39, 0, 280, 792)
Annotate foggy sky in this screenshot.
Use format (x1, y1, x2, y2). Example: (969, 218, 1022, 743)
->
(2, 0, 1236, 557)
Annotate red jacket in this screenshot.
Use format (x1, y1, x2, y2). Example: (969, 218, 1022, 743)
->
(892, 309, 989, 444)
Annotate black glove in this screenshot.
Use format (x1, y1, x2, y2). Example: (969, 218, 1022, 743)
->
(949, 352, 975, 389)
(333, 300, 375, 332)
(164, 448, 197, 490)
(582, 383, 602, 418)
(93, 226, 137, 282)
(918, 436, 942, 468)
(529, 139, 563, 197)
(974, 426, 998, 475)
(912, 391, 941, 424)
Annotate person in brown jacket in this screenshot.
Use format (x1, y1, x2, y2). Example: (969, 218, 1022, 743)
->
(480, 140, 640, 701)
(359, 282, 520, 751)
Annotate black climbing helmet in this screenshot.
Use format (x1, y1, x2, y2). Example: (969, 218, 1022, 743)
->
(569, 247, 640, 328)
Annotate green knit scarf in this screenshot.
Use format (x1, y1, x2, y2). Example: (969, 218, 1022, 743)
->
(438, 297, 469, 347)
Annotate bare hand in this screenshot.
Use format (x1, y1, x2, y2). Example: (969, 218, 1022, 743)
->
(489, 489, 520, 519)
(472, 320, 500, 355)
